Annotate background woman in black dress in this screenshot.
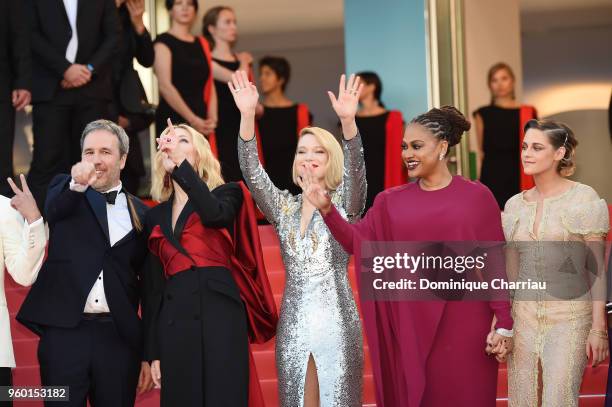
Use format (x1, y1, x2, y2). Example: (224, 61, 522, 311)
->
(473, 62, 537, 209)
(154, 0, 217, 137)
(203, 6, 253, 181)
(355, 71, 404, 212)
(256, 56, 311, 196)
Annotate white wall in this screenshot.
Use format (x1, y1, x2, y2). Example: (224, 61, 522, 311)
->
(464, 0, 523, 115)
(463, 0, 523, 150)
(521, 6, 612, 201)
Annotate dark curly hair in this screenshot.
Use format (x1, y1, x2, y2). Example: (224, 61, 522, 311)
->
(410, 106, 471, 155)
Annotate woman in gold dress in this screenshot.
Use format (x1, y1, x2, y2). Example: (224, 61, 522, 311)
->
(502, 119, 609, 406)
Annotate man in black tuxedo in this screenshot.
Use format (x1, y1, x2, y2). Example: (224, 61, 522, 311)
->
(18, 119, 153, 406)
(25, 0, 119, 211)
(0, 0, 31, 197)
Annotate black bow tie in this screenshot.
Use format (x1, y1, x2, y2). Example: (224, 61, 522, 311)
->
(102, 190, 121, 205)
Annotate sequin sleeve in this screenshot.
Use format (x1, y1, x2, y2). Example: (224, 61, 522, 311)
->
(338, 133, 366, 223)
(237, 136, 290, 225)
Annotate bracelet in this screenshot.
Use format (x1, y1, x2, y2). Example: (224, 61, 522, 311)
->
(589, 329, 609, 339)
(495, 328, 514, 338)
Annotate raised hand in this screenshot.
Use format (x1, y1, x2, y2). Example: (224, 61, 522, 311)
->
(126, 0, 146, 34)
(328, 74, 363, 123)
(71, 160, 97, 188)
(7, 174, 41, 224)
(229, 70, 259, 116)
(301, 166, 332, 214)
(156, 118, 183, 172)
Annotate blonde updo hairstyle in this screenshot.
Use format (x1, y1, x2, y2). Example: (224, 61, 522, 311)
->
(524, 119, 578, 177)
(151, 124, 225, 202)
(291, 127, 344, 192)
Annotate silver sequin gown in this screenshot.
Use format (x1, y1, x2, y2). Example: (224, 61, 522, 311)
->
(238, 134, 366, 406)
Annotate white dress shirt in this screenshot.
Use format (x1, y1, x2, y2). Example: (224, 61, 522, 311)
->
(69, 182, 133, 313)
(63, 0, 79, 63)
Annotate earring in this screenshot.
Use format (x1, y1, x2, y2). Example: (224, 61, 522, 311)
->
(439, 152, 445, 161)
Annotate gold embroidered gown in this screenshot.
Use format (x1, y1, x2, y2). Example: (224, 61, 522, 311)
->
(502, 182, 609, 407)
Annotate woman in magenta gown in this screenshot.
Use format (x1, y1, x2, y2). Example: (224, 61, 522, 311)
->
(305, 106, 514, 407)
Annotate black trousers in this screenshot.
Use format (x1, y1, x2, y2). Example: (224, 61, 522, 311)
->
(0, 102, 15, 197)
(37, 316, 140, 407)
(27, 89, 109, 211)
(0, 367, 12, 407)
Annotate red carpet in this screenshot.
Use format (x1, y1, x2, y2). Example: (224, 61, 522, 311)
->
(6, 225, 608, 406)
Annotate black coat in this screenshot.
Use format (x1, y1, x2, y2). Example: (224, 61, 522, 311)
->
(142, 162, 249, 406)
(0, 0, 31, 100)
(25, 0, 119, 103)
(17, 174, 149, 354)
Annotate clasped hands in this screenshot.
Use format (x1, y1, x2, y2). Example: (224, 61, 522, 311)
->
(61, 64, 92, 89)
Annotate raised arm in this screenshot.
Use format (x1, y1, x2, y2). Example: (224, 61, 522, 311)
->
(171, 160, 242, 229)
(231, 71, 287, 225)
(1, 176, 46, 286)
(327, 74, 366, 221)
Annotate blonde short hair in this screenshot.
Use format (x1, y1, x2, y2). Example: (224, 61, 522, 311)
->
(291, 127, 343, 191)
(151, 124, 225, 202)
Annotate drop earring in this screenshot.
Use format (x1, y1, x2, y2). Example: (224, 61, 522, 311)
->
(439, 152, 445, 161)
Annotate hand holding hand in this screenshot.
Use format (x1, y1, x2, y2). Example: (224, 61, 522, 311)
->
(7, 174, 41, 224)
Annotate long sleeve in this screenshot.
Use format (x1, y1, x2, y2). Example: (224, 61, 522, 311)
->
(0, 202, 46, 287)
(132, 29, 154, 68)
(25, 0, 70, 77)
(88, 0, 120, 72)
(171, 160, 242, 229)
(238, 136, 290, 226)
(142, 214, 165, 361)
(324, 190, 382, 255)
(339, 133, 366, 223)
(8, 0, 31, 90)
(44, 175, 86, 224)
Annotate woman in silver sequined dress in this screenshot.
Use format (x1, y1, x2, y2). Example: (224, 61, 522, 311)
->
(230, 71, 366, 406)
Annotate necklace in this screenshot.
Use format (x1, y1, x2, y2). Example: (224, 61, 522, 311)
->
(419, 174, 453, 191)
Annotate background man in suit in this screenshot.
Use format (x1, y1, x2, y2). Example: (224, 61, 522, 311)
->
(18, 120, 153, 407)
(0, 0, 31, 197)
(25, 0, 119, 210)
(1, 176, 46, 407)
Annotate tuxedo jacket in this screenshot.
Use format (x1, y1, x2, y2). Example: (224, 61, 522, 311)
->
(0, 0, 31, 100)
(0, 196, 46, 367)
(17, 174, 149, 353)
(25, 0, 119, 102)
